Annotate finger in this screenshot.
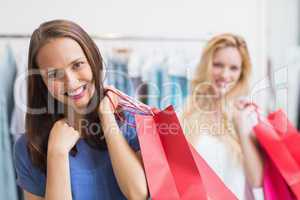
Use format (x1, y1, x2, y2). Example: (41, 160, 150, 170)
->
(57, 118, 69, 126)
(71, 128, 80, 135)
(236, 97, 256, 110)
(64, 121, 70, 127)
(104, 85, 116, 94)
(234, 100, 242, 109)
(106, 91, 119, 106)
(256, 107, 263, 115)
(234, 100, 246, 110)
(237, 96, 249, 103)
(244, 106, 256, 116)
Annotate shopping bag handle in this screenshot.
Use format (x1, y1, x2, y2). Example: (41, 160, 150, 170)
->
(243, 102, 265, 123)
(103, 87, 154, 126)
(104, 87, 153, 114)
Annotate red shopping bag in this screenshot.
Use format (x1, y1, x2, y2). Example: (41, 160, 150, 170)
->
(253, 109, 300, 199)
(105, 88, 237, 199)
(283, 134, 300, 167)
(268, 110, 300, 166)
(263, 153, 295, 200)
(135, 106, 237, 200)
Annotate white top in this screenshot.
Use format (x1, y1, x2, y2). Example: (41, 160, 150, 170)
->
(194, 134, 264, 200)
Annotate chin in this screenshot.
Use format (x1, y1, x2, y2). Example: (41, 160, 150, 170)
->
(215, 88, 231, 99)
(71, 98, 90, 109)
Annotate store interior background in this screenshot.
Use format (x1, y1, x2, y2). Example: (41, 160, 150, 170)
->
(2, 0, 299, 122)
(0, 0, 299, 199)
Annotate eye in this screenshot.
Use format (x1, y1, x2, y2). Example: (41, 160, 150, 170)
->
(230, 65, 239, 71)
(47, 69, 64, 80)
(213, 62, 223, 68)
(47, 70, 58, 79)
(73, 61, 84, 70)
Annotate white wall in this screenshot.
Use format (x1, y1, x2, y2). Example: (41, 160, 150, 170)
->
(1, 1, 266, 54)
(1, 0, 264, 37)
(267, 0, 300, 123)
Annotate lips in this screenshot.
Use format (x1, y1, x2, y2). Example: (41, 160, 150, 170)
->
(215, 80, 229, 88)
(64, 84, 87, 100)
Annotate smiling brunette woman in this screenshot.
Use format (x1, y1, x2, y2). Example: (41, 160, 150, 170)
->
(13, 20, 148, 200)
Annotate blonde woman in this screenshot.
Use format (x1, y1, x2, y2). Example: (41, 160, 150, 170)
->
(180, 33, 263, 199)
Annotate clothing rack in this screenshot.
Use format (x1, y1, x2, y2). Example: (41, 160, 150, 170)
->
(0, 33, 208, 42)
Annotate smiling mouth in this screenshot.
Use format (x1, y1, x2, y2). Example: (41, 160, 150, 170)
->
(216, 82, 228, 88)
(215, 80, 233, 88)
(64, 84, 87, 99)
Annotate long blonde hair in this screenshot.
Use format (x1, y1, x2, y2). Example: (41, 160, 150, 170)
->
(181, 33, 252, 162)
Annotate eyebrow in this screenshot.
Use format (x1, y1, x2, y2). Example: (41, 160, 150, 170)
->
(44, 57, 85, 73)
(45, 68, 59, 75)
(212, 61, 223, 65)
(69, 57, 85, 66)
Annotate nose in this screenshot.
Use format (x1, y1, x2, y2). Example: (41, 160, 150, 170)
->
(64, 70, 78, 86)
(220, 67, 231, 81)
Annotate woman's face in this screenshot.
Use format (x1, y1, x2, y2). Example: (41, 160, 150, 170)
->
(211, 47, 242, 97)
(37, 37, 95, 109)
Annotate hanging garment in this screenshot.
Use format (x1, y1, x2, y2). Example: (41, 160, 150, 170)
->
(10, 44, 28, 142)
(105, 48, 131, 94)
(127, 53, 148, 103)
(142, 53, 169, 109)
(0, 43, 18, 200)
(168, 75, 188, 110)
(166, 55, 189, 111)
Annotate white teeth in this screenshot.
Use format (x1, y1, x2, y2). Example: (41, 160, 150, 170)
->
(217, 81, 227, 87)
(67, 86, 84, 96)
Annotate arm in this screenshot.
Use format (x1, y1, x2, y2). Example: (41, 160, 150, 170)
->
(21, 148, 73, 200)
(23, 155, 72, 200)
(233, 102, 264, 187)
(239, 129, 264, 187)
(24, 191, 44, 200)
(99, 92, 148, 200)
(45, 120, 80, 200)
(45, 152, 72, 200)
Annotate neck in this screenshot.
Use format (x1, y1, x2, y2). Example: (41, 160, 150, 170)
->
(64, 105, 83, 132)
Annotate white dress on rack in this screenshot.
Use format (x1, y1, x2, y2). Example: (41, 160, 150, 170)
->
(193, 133, 264, 200)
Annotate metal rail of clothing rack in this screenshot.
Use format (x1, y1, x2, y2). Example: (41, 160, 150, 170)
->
(0, 33, 208, 42)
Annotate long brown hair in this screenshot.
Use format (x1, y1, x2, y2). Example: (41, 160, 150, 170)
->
(26, 20, 106, 173)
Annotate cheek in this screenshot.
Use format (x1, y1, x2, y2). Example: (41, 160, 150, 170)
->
(211, 67, 222, 79)
(232, 70, 242, 81)
(79, 66, 94, 82)
(47, 82, 65, 97)
(86, 69, 94, 81)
